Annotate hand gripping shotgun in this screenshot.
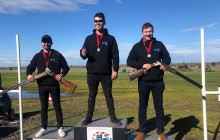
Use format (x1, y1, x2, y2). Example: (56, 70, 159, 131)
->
(128, 61, 203, 89)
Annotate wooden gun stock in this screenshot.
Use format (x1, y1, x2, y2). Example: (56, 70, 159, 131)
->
(51, 74, 77, 94)
(60, 79, 77, 94)
(128, 68, 147, 81)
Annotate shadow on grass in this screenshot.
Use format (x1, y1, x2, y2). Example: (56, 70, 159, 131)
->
(213, 121, 220, 140)
(22, 110, 42, 120)
(126, 114, 171, 134)
(145, 114, 172, 134)
(0, 127, 19, 138)
(166, 115, 199, 140)
(127, 116, 135, 125)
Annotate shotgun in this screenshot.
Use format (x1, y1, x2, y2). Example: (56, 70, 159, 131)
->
(128, 61, 203, 89)
(0, 69, 51, 95)
(0, 69, 77, 95)
(128, 61, 161, 81)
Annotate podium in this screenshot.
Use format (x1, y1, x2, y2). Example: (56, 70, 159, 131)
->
(74, 118, 127, 140)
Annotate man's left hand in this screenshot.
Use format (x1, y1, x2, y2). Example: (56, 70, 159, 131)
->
(111, 71, 118, 80)
(55, 74, 63, 81)
(160, 65, 166, 72)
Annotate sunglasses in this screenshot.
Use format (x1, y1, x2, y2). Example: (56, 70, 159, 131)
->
(42, 39, 52, 43)
(94, 20, 103, 23)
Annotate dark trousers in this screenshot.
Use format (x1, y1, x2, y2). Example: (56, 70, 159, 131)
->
(86, 74, 116, 118)
(138, 81, 165, 135)
(38, 86, 63, 129)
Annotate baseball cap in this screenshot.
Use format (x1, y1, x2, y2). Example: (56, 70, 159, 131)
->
(41, 35, 52, 43)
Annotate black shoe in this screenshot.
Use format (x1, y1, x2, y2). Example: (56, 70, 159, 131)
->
(81, 117, 92, 126)
(110, 117, 122, 126)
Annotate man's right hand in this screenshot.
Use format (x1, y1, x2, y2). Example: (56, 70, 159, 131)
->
(142, 63, 152, 70)
(81, 48, 87, 56)
(27, 75, 35, 82)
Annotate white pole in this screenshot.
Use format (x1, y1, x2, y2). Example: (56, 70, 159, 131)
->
(201, 28, 207, 140)
(218, 87, 220, 101)
(16, 34, 23, 140)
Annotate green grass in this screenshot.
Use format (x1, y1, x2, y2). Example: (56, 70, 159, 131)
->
(1, 72, 220, 139)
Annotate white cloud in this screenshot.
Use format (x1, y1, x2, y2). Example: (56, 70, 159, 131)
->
(192, 38, 220, 46)
(1, 41, 220, 67)
(182, 23, 217, 32)
(118, 43, 133, 64)
(205, 39, 220, 45)
(166, 42, 220, 63)
(0, 0, 99, 14)
(115, 0, 122, 4)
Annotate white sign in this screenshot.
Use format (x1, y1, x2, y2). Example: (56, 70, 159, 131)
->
(87, 127, 113, 140)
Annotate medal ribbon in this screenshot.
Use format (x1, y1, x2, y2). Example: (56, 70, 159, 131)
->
(96, 33, 104, 47)
(43, 50, 51, 67)
(142, 38, 152, 53)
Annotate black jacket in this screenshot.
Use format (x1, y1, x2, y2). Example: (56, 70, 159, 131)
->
(26, 49, 69, 86)
(127, 37, 171, 82)
(80, 29, 119, 75)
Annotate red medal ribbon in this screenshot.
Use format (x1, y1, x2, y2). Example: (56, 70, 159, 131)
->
(43, 50, 51, 67)
(142, 38, 152, 53)
(96, 33, 104, 47)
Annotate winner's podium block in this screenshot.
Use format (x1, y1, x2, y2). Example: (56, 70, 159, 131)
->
(74, 118, 127, 140)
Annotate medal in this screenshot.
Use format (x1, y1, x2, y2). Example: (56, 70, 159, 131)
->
(97, 47, 100, 52)
(143, 38, 153, 58)
(96, 33, 104, 53)
(45, 67, 49, 71)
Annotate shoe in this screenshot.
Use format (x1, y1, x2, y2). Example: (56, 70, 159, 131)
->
(134, 132, 145, 140)
(110, 117, 122, 126)
(158, 133, 168, 140)
(35, 128, 47, 138)
(81, 117, 92, 126)
(58, 127, 65, 137)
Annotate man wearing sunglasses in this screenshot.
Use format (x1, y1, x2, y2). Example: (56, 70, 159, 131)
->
(27, 35, 69, 138)
(80, 12, 121, 126)
(127, 23, 171, 140)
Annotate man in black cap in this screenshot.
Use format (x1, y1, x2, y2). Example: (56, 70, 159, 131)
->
(27, 35, 69, 138)
(80, 12, 121, 126)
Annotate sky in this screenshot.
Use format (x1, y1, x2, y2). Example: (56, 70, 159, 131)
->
(0, 0, 220, 67)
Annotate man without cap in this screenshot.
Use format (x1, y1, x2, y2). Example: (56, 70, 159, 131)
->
(127, 23, 171, 140)
(26, 35, 69, 138)
(80, 12, 121, 126)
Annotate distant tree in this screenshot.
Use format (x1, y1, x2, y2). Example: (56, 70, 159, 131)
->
(178, 63, 189, 69)
(205, 65, 211, 72)
(211, 62, 216, 66)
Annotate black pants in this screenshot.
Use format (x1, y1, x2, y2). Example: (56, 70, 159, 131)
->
(38, 86, 63, 129)
(86, 74, 116, 118)
(138, 81, 165, 135)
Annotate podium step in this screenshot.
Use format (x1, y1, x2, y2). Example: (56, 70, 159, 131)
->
(26, 127, 74, 140)
(26, 119, 174, 140)
(127, 134, 175, 140)
(74, 118, 127, 140)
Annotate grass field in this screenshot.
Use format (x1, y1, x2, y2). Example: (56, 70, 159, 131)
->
(1, 70, 220, 139)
